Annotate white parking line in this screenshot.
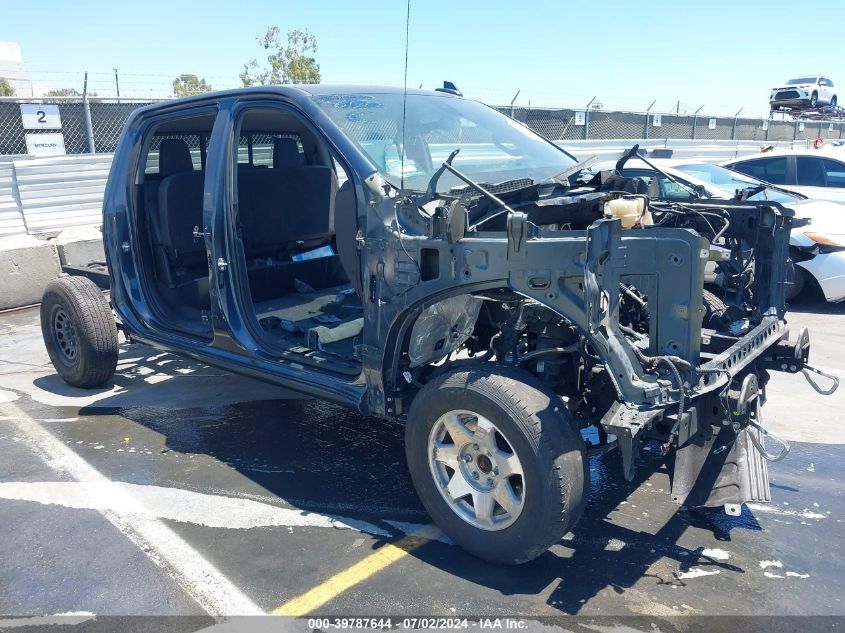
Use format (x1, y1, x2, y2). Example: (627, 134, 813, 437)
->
(0, 612, 96, 628)
(0, 481, 389, 535)
(2, 399, 264, 617)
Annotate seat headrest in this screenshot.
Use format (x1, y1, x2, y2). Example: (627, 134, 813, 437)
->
(273, 137, 303, 168)
(158, 138, 194, 177)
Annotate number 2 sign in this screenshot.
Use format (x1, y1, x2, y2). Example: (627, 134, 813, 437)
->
(20, 104, 62, 130)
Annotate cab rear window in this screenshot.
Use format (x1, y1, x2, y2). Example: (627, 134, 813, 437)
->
(144, 133, 208, 174)
(236, 132, 304, 167)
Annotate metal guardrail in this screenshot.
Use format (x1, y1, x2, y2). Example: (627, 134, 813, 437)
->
(0, 158, 28, 237)
(557, 138, 807, 163)
(11, 153, 112, 234)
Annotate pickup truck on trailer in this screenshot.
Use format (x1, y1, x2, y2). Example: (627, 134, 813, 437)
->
(40, 84, 838, 564)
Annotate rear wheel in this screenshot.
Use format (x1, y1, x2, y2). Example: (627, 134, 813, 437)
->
(405, 366, 588, 565)
(40, 276, 118, 388)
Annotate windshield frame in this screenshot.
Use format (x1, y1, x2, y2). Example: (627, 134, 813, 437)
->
(312, 92, 579, 193)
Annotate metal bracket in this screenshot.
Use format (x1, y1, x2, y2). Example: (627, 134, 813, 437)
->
(602, 401, 662, 481)
(736, 373, 759, 414)
(506, 211, 528, 260)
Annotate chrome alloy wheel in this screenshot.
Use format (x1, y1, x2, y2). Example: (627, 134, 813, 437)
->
(427, 410, 525, 530)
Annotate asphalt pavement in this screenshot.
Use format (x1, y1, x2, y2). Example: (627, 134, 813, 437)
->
(0, 293, 843, 632)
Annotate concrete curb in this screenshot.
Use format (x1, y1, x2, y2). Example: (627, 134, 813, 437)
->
(0, 229, 105, 310)
(52, 227, 105, 267)
(0, 235, 63, 310)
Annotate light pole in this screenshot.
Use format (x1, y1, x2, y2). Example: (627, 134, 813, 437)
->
(643, 100, 656, 139)
(113, 68, 120, 98)
(692, 104, 704, 139)
(584, 96, 596, 140)
(509, 90, 521, 119)
(731, 107, 744, 141)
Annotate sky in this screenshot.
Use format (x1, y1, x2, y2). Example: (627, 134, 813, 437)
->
(2, 0, 842, 116)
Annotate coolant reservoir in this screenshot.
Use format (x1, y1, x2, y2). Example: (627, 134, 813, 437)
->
(605, 197, 653, 228)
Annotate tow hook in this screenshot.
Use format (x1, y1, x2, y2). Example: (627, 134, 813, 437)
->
(716, 374, 791, 462)
(741, 375, 789, 462)
(763, 326, 840, 395)
(747, 417, 790, 462)
(802, 365, 840, 395)
(736, 376, 788, 462)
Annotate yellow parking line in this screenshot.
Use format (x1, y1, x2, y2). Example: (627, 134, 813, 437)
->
(272, 534, 429, 616)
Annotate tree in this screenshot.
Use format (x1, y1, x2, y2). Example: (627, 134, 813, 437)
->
(240, 28, 321, 86)
(45, 88, 81, 97)
(172, 74, 213, 97)
(0, 77, 14, 97)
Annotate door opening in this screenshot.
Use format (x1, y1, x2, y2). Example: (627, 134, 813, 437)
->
(135, 112, 216, 338)
(229, 105, 362, 374)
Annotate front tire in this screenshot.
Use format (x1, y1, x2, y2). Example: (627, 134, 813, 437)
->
(405, 366, 588, 565)
(831, 95, 838, 107)
(810, 92, 819, 108)
(40, 276, 118, 388)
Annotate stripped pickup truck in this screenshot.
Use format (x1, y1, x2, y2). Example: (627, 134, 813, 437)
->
(40, 84, 838, 565)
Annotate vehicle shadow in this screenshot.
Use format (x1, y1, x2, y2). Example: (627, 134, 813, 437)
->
(28, 345, 759, 616)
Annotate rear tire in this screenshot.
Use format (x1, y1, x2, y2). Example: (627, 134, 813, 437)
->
(405, 366, 588, 565)
(40, 276, 118, 388)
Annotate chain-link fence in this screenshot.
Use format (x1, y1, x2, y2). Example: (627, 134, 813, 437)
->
(493, 106, 845, 144)
(0, 97, 162, 156)
(1, 96, 844, 156)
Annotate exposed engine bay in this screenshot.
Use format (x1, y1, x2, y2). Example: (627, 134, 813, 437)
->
(386, 147, 839, 510)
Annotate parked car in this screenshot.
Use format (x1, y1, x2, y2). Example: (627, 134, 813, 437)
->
(770, 76, 837, 111)
(38, 86, 838, 565)
(723, 150, 845, 203)
(597, 158, 845, 302)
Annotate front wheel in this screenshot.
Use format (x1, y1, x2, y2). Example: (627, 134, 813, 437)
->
(40, 275, 118, 388)
(810, 92, 819, 108)
(831, 95, 838, 107)
(405, 367, 588, 565)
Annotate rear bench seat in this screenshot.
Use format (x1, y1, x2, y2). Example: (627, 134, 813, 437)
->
(239, 137, 337, 261)
(152, 138, 206, 287)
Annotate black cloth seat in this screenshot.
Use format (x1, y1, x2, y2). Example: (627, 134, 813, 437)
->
(239, 137, 337, 260)
(154, 139, 206, 284)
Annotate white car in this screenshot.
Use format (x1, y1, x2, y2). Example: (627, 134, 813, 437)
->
(770, 76, 837, 110)
(593, 157, 845, 302)
(722, 149, 845, 203)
